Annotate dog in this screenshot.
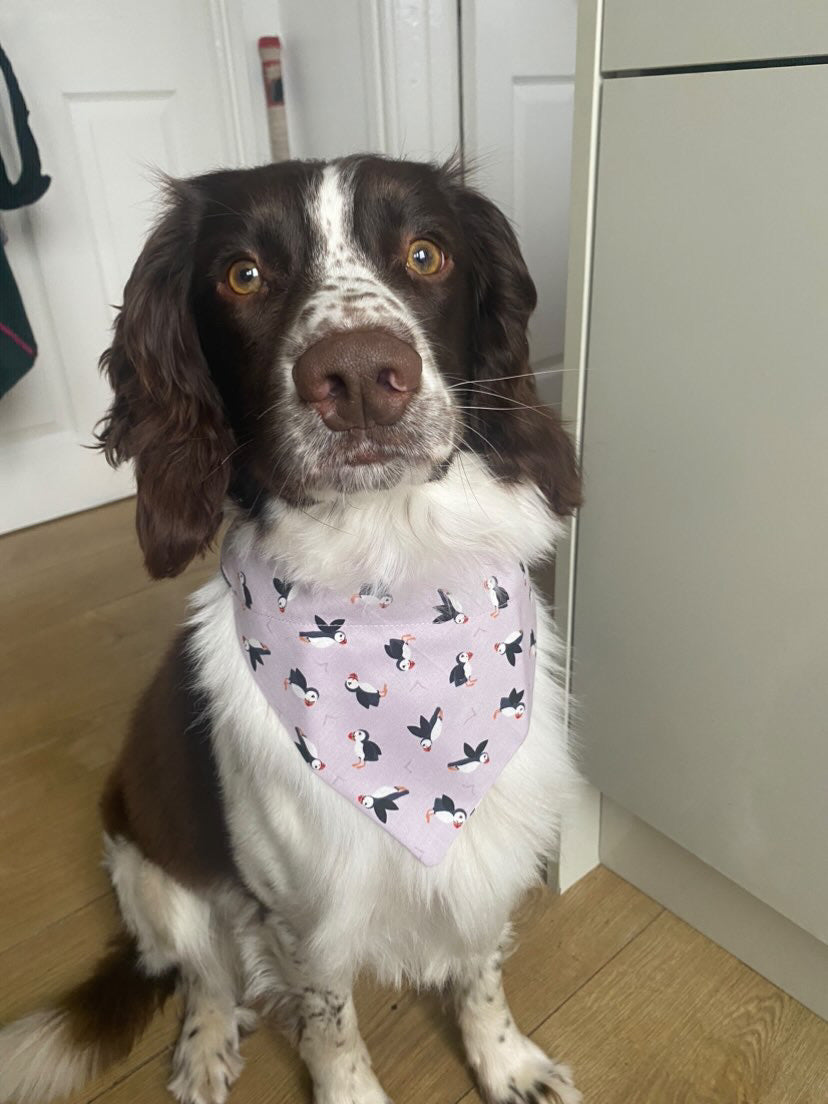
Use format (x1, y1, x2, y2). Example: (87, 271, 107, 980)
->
(0, 155, 583, 1104)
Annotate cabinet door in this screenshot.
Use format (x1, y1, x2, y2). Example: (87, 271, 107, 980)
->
(602, 0, 828, 71)
(575, 65, 828, 942)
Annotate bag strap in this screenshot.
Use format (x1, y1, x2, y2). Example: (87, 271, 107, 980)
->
(0, 42, 51, 210)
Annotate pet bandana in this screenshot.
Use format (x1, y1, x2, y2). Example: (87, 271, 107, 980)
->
(221, 537, 538, 866)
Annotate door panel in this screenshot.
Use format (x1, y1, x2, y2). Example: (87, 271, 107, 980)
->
(602, 0, 828, 71)
(0, 0, 238, 533)
(575, 65, 828, 942)
(512, 79, 574, 373)
(463, 0, 576, 397)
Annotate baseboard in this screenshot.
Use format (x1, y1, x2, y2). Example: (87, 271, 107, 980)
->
(600, 796, 828, 1021)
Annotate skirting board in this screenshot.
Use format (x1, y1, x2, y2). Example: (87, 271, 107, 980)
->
(601, 796, 828, 1021)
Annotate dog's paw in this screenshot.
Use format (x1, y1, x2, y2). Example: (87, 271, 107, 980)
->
(475, 1032, 581, 1104)
(312, 1052, 393, 1104)
(168, 1006, 254, 1104)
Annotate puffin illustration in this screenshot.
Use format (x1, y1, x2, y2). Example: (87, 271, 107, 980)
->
(350, 584, 393, 609)
(294, 727, 325, 771)
(484, 575, 510, 617)
(433, 589, 469, 625)
(284, 668, 320, 706)
(493, 688, 526, 720)
(426, 794, 468, 828)
(448, 740, 490, 772)
(238, 571, 253, 610)
(494, 630, 523, 667)
(449, 650, 476, 688)
(273, 577, 293, 613)
(529, 629, 537, 657)
(357, 785, 409, 823)
(348, 728, 382, 768)
(242, 636, 270, 671)
(299, 615, 348, 648)
(407, 706, 444, 751)
(345, 673, 388, 709)
(384, 634, 416, 671)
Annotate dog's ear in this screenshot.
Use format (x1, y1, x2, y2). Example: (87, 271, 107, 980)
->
(452, 181, 582, 517)
(97, 182, 235, 578)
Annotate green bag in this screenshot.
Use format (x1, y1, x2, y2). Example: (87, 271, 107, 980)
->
(0, 41, 51, 399)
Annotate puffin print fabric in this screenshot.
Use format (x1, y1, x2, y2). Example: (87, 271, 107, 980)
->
(222, 538, 538, 866)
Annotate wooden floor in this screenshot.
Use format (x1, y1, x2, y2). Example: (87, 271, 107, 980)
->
(1, 499, 826, 1104)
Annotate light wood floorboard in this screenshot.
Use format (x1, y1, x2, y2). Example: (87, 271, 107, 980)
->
(492, 909, 828, 1104)
(1, 500, 826, 1103)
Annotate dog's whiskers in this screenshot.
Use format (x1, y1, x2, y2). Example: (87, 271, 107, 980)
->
(450, 392, 562, 422)
(445, 366, 577, 391)
(461, 421, 506, 465)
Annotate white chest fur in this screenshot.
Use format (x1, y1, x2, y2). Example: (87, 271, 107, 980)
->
(191, 587, 576, 988)
(190, 461, 580, 986)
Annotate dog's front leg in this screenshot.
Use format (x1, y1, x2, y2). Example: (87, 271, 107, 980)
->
(453, 936, 582, 1104)
(256, 913, 391, 1103)
(291, 983, 392, 1104)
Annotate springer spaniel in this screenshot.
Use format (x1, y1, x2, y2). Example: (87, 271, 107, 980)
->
(0, 157, 583, 1104)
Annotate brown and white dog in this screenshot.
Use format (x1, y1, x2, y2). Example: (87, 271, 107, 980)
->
(0, 157, 583, 1104)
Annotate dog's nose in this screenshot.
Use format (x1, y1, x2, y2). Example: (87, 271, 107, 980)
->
(293, 330, 422, 431)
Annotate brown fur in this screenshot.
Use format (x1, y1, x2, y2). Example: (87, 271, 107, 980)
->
(96, 182, 236, 579)
(451, 183, 583, 517)
(60, 933, 176, 1067)
(96, 157, 581, 581)
(101, 627, 240, 889)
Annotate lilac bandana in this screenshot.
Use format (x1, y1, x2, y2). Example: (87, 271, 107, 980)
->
(221, 538, 538, 866)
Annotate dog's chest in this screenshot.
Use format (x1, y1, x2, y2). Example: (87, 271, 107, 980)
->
(201, 575, 573, 983)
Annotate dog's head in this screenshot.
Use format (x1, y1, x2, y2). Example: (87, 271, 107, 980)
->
(98, 156, 581, 578)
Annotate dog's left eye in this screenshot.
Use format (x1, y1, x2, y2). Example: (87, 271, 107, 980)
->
(226, 258, 263, 295)
(406, 239, 444, 276)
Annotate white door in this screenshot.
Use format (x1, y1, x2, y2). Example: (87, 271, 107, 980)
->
(462, 0, 577, 407)
(0, 0, 252, 534)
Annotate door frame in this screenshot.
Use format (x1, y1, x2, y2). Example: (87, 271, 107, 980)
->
(461, 0, 604, 889)
(554, 0, 605, 890)
(210, 0, 274, 166)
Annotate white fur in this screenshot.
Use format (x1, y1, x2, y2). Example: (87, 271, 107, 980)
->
(193, 456, 579, 988)
(105, 836, 217, 978)
(456, 942, 583, 1104)
(184, 456, 580, 1101)
(468, 1032, 582, 1104)
(296, 989, 390, 1104)
(0, 1011, 96, 1104)
(0, 458, 580, 1104)
(104, 839, 255, 1104)
(231, 452, 563, 593)
(167, 1001, 253, 1104)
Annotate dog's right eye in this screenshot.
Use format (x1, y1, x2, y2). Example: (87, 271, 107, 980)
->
(226, 258, 263, 295)
(406, 239, 445, 277)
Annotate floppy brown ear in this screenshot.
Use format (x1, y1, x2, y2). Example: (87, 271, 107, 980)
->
(97, 183, 234, 578)
(453, 182, 582, 516)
